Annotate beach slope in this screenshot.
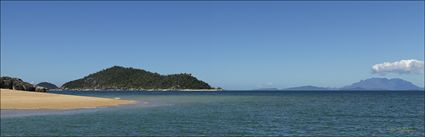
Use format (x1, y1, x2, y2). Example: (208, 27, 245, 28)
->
(1, 89, 135, 109)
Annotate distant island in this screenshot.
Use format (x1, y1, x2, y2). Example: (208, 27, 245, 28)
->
(36, 82, 59, 89)
(254, 88, 280, 91)
(282, 78, 424, 91)
(341, 78, 423, 90)
(61, 66, 220, 91)
(285, 85, 333, 91)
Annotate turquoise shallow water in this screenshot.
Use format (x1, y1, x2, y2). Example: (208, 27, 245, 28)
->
(1, 91, 424, 136)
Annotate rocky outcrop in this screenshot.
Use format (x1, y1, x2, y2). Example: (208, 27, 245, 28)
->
(0, 76, 36, 91)
(35, 86, 48, 92)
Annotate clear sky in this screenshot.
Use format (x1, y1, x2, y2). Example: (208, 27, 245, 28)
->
(1, 1, 424, 90)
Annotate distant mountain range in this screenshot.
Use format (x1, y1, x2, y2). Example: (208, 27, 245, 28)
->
(341, 78, 422, 90)
(62, 66, 213, 90)
(285, 85, 334, 91)
(282, 78, 424, 91)
(253, 88, 280, 91)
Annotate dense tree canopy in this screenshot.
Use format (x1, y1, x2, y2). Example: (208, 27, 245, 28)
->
(62, 66, 212, 89)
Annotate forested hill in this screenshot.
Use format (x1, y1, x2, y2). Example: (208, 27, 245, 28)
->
(61, 66, 212, 90)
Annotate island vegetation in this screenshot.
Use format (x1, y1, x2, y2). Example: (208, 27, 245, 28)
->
(61, 66, 216, 90)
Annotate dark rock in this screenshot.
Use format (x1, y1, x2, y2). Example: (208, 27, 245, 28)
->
(35, 86, 48, 92)
(1, 76, 37, 92)
(24, 84, 36, 91)
(13, 84, 25, 90)
(1, 79, 14, 89)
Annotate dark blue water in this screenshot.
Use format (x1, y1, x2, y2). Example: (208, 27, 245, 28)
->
(1, 91, 424, 136)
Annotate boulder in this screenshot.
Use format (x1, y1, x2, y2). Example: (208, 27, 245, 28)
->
(24, 84, 36, 91)
(35, 86, 48, 92)
(1, 78, 14, 89)
(1, 76, 37, 92)
(13, 84, 25, 90)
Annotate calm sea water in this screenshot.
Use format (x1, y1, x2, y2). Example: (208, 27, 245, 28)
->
(1, 91, 424, 136)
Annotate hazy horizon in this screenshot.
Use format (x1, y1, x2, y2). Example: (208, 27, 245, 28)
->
(1, 1, 424, 90)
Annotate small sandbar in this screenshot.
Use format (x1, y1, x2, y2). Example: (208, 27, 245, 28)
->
(0, 89, 136, 110)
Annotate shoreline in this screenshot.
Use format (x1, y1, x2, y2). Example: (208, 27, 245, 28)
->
(0, 89, 136, 110)
(52, 88, 224, 92)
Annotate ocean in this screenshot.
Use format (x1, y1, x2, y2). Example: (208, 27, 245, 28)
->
(1, 91, 424, 136)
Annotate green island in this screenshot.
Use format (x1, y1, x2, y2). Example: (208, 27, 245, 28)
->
(61, 66, 221, 91)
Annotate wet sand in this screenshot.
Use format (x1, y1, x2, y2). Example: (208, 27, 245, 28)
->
(0, 89, 136, 109)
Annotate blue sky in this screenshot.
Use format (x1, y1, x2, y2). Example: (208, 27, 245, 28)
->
(1, 1, 424, 89)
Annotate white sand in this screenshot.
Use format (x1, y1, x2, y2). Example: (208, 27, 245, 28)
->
(1, 89, 136, 109)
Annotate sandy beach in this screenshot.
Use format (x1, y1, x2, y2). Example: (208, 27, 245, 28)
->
(0, 89, 136, 109)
